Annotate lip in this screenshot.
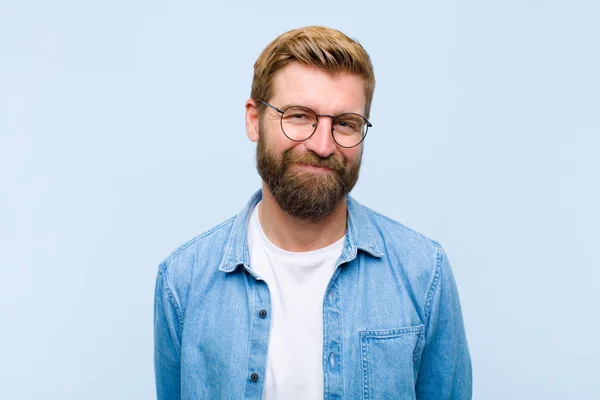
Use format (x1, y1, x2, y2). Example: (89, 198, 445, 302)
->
(294, 163, 332, 172)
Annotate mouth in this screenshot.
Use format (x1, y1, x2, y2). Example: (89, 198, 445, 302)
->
(293, 163, 333, 173)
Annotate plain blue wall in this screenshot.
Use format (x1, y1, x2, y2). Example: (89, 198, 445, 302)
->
(1, 1, 598, 398)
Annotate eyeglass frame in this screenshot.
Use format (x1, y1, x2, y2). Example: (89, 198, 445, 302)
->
(259, 100, 372, 149)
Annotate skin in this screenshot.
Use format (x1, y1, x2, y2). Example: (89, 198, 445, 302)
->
(245, 63, 366, 252)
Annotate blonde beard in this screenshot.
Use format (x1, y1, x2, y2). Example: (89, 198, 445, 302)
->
(256, 127, 361, 222)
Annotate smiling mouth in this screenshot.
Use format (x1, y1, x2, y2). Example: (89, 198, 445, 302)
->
(295, 163, 332, 172)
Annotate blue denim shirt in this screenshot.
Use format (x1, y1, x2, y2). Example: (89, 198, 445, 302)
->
(154, 190, 472, 399)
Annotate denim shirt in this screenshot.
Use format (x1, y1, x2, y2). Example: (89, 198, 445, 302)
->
(154, 190, 472, 399)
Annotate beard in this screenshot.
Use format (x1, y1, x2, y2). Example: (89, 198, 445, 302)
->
(256, 126, 361, 222)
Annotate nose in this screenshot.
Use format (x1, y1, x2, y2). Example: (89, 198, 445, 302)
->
(304, 116, 337, 157)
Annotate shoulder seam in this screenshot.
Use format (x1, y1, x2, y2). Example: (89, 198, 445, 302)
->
(158, 265, 184, 332)
(362, 206, 441, 247)
(424, 243, 443, 324)
(162, 216, 235, 266)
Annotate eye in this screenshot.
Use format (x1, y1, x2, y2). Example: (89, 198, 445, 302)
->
(335, 117, 360, 130)
(282, 107, 316, 125)
(289, 113, 309, 120)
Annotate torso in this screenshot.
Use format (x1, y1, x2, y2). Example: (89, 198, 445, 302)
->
(248, 203, 344, 400)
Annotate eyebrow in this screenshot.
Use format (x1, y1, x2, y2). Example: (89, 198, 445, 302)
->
(277, 103, 364, 117)
(277, 104, 296, 112)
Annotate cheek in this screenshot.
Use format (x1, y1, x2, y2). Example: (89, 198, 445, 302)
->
(341, 147, 362, 167)
(260, 132, 302, 166)
(275, 138, 300, 158)
(261, 119, 294, 151)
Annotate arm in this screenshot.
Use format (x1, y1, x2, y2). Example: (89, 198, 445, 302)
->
(415, 245, 472, 399)
(154, 263, 182, 399)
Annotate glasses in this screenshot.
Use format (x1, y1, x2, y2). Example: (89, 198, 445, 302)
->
(260, 100, 372, 148)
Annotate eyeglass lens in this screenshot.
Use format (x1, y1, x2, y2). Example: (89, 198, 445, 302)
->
(280, 106, 367, 148)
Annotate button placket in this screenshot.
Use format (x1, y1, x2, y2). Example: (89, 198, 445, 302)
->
(323, 271, 344, 399)
(244, 279, 271, 398)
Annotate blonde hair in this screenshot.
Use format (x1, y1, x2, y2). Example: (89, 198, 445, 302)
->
(251, 26, 375, 118)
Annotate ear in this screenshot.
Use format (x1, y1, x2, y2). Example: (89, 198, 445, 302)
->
(245, 98, 259, 142)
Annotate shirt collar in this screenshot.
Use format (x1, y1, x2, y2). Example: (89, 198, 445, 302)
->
(218, 189, 383, 273)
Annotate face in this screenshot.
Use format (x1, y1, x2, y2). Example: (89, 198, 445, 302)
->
(247, 63, 366, 222)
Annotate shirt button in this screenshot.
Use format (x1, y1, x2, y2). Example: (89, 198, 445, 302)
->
(250, 372, 260, 382)
(259, 309, 268, 318)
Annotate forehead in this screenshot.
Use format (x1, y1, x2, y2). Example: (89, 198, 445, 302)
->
(270, 63, 366, 115)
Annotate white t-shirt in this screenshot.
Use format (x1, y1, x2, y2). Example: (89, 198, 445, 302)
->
(247, 203, 344, 400)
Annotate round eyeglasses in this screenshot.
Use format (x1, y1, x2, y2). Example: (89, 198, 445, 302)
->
(260, 100, 372, 148)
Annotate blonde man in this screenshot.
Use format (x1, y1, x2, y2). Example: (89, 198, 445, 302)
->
(154, 26, 472, 399)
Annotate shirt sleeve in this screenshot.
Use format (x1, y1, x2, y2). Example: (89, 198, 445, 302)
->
(415, 245, 472, 399)
(154, 263, 182, 399)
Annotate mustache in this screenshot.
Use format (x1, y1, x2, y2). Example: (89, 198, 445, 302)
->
(282, 149, 346, 174)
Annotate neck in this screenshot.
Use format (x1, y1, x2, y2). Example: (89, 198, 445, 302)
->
(258, 182, 347, 252)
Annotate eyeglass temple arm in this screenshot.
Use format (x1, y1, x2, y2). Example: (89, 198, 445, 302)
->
(259, 100, 284, 114)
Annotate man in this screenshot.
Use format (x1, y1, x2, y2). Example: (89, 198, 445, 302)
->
(154, 26, 472, 399)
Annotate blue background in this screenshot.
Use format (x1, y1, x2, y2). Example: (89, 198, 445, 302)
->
(1, 1, 598, 398)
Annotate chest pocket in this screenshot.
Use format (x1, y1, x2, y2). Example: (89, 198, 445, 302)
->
(360, 325, 425, 400)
